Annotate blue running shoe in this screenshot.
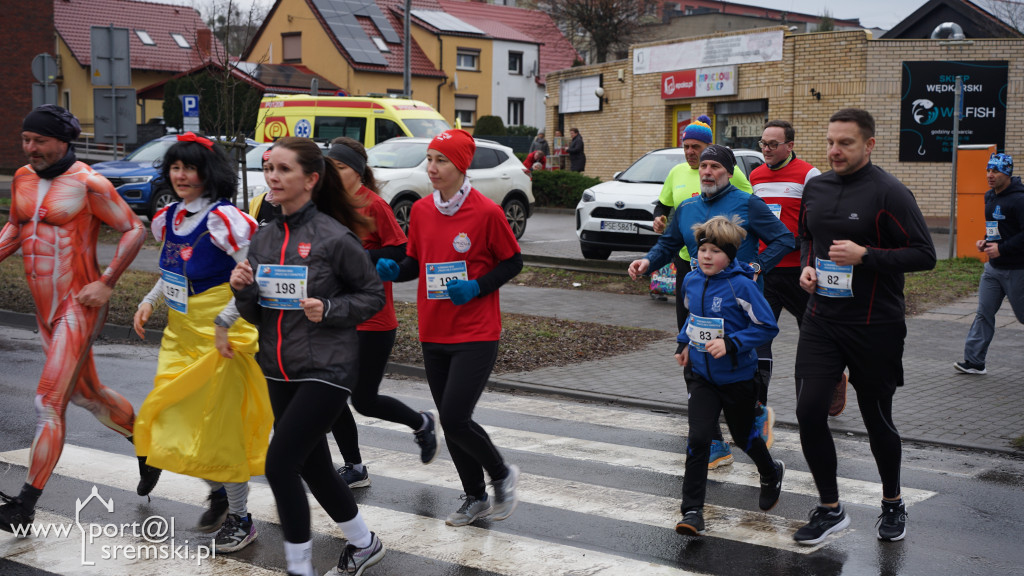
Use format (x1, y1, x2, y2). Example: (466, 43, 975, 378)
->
(708, 439, 733, 469)
(753, 404, 775, 449)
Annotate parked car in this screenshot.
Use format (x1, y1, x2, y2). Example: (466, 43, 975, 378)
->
(367, 137, 535, 239)
(93, 135, 257, 219)
(575, 147, 764, 260)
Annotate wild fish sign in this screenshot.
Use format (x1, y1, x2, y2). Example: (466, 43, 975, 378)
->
(899, 60, 1008, 162)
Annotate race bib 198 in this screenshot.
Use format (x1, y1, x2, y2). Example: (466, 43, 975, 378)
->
(160, 269, 188, 314)
(257, 265, 308, 309)
(685, 314, 725, 352)
(815, 257, 854, 298)
(425, 261, 469, 300)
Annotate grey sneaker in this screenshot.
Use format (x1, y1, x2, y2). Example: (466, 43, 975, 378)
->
(445, 494, 492, 527)
(675, 509, 705, 535)
(325, 531, 384, 576)
(214, 513, 257, 553)
(489, 464, 519, 521)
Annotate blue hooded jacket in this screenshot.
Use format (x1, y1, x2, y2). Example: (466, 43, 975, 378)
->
(679, 258, 779, 385)
(645, 183, 795, 281)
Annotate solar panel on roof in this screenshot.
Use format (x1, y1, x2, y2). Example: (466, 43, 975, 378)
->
(410, 10, 485, 35)
(312, 0, 389, 66)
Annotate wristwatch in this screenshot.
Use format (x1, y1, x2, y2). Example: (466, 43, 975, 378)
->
(749, 262, 762, 275)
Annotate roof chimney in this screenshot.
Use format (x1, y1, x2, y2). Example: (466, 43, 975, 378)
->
(197, 28, 212, 59)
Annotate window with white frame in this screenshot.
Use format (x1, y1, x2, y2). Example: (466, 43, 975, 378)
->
(454, 96, 477, 126)
(456, 49, 480, 71)
(171, 33, 190, 49)
(136, 30, 155, 46)
(508, 51, 523, 75)
(507, 98, 524, 126)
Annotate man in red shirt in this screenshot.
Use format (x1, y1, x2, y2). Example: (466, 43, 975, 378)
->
(750, 120, 847, 417)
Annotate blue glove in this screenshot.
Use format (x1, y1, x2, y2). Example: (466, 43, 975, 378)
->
(376, 258, 399, 282)
(446, 279, 480, 305)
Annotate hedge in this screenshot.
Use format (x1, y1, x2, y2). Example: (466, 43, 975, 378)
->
(531, 170, 601, 208)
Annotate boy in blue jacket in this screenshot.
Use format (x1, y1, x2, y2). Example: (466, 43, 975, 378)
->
(674, 216, 785, 536)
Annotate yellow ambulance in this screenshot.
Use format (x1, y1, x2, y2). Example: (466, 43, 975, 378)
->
(255, 94, 451, 146)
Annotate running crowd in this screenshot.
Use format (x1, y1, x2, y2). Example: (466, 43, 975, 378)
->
(2, 103, 1019, 572)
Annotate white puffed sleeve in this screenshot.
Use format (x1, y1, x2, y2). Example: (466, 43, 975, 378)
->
(150, 204, 173, 242)
(207, 205, 259, 256)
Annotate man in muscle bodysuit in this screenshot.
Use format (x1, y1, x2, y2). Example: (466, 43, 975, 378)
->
(0, 105, 146, 533)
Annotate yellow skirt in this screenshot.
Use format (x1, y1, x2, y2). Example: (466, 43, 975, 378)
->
(134, 284, 273, 483)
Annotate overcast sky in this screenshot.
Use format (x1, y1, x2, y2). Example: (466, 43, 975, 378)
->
(152, 0, 948, 34)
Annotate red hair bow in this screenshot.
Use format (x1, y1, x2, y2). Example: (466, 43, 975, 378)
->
(177, 132, 214, 150)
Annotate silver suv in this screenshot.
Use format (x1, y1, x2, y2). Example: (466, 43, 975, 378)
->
(367, 137, 535, 239)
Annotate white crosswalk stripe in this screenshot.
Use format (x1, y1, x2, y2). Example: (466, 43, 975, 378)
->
(0, 390, 939, 574)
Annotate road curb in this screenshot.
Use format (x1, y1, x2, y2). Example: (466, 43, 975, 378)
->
(0, 310, 163, 344)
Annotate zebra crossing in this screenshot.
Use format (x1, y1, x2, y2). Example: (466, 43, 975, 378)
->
(0, 384, 944, 575)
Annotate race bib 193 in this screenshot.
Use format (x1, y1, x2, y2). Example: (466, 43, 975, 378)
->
(257, 264, 308, 309)
(425, 261, 469, 300)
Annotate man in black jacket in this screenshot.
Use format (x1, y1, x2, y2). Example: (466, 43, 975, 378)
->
(791, 108, 936, 547)
(567, 128, 585, 172)
(954, 153, 1024, 374)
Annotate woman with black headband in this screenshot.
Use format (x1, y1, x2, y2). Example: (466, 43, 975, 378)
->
(325, 137, 438, 489)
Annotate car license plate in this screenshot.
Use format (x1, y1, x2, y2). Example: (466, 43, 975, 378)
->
(600, 220, 635, 233)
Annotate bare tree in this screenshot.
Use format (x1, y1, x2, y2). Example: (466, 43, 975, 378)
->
(201, 0, 270, 58)
(980, 0, 1024, 33)
(532, 0, 658, 64)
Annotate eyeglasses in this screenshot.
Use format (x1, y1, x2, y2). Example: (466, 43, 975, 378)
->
(757, 140, 792, 151)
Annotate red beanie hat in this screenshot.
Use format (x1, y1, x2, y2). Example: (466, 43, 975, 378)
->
(428, 129, 475, 174)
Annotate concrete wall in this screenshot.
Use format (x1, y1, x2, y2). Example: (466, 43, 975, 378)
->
(545, 28, 1024, 219)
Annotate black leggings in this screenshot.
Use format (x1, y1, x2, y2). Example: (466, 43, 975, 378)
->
(794, 316, 904, 503)
(422, 341, 508, 499)
(755, 266, 808, 403)
(265, 379, 359, 543)
(796, 376, 902, 502)
(332, 330, 423, 465)
(681, 368, 775, 513)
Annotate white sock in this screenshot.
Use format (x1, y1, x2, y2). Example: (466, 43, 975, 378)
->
(416, 412, 429, 432)
(337, 511, 372, 549)
(284, 540, 314, 576)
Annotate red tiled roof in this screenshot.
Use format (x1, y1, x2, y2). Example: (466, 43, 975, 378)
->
(54, 0, 225, 73)
(437, 0, 579, 84)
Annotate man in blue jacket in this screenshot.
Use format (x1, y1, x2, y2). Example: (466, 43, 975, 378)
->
(954, 152, 1024, 374)
(629, 145, 794, 468)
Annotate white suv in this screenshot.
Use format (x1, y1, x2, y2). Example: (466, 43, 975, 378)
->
(367, 137, 535, 239)
(575, 147, 764, 259)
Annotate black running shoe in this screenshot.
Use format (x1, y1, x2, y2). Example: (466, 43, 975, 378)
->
(758, 459, 785, 511)
(0, 496, 34, 536)
(876, 499, 908, 542)
(196, 488, 229, 533)
(137, 456, 162, 496)
(793, 504, 851, 545)
(675, 509, 705, 535)
(415, 411, 439, 464)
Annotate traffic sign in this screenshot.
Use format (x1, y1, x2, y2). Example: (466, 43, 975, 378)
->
(181, 95, 200, 118)
(91, 26, 131, 87)
(32, 54, 57, 84)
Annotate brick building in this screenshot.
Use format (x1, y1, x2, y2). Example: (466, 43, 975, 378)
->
(2, 3, 55, 172)
(545, 27, 1024, 219)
